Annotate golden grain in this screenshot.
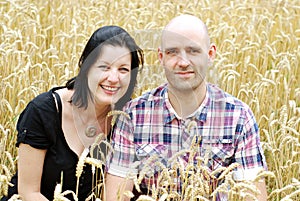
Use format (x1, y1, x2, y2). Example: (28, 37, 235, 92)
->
(1, 0, 300, 200)
(75, 148, 89, 196)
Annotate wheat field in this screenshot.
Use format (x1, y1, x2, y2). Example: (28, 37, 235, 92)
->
(0, 0, 299, 200)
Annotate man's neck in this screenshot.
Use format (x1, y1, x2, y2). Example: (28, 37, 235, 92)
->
(168, 84, 207, 118)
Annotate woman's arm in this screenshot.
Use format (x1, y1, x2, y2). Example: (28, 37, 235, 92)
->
(18, 143, 48, 201)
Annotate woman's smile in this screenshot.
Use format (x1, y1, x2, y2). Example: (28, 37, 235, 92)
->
(101, 84, 120, 94)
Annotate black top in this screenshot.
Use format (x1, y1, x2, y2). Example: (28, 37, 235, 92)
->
(2, 87, 103, 201)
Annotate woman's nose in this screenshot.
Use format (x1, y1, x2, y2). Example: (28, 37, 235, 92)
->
(107, 70, 119, 83)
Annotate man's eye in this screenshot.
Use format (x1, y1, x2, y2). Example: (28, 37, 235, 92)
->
(187, 47, 201, 54)
(165, 49, 178, 55)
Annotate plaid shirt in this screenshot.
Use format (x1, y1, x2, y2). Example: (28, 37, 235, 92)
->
(107, 83, 267, 199)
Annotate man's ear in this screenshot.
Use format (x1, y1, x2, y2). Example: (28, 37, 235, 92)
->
(158, 47, 163, 64)
(208, 43, 217, 66)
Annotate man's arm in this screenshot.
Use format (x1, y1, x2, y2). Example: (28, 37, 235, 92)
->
(104, 173, 134, 201)
(251, 180, 267, 201)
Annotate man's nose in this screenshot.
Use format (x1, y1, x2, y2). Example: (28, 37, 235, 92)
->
(177, 51, 190, 68)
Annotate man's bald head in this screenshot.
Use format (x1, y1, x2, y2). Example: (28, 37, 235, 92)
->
(161, 15, 210, 49)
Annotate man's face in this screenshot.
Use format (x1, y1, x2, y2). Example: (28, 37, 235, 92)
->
(159, 29, 215, 93)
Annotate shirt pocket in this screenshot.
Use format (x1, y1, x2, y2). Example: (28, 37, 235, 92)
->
(201, 138, 235, 170)
(135, 143, 169, 175)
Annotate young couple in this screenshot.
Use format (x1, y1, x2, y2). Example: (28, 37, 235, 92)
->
(2, 15, 267, 201)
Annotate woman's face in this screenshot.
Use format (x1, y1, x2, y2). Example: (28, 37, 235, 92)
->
(87, 45, 131, 107)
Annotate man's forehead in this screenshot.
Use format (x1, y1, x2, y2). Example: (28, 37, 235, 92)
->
(162, 30, 206, 48)
(163, 41, 201, 50)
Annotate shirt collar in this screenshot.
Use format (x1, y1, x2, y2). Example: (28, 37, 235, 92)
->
(163, 84, 210, 124)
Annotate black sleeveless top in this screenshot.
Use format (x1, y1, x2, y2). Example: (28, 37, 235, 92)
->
(2, 87, 104, 201)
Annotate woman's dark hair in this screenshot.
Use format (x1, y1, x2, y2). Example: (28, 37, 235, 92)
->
(65, 26, 144, 109)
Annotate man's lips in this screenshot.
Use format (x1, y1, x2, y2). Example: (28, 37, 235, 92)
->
(175, 71, 194, 78)
(176, 71, 194, 74)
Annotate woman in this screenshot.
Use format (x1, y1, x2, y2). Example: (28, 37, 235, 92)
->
(2, 26, 143, 201)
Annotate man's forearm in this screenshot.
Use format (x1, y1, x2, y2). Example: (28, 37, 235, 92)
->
(104, 173, 134, 201)
(246, 179, 267, 201)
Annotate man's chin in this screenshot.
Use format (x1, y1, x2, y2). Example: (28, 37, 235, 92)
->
(170, 82, 198, 91)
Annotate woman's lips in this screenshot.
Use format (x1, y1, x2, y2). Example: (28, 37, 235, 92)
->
(101, 85, 120, 94)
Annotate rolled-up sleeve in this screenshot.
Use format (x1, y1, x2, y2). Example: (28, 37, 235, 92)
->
(16, 102, 51, 149)
(107, 113, 138, 178)
(233, 107, 267, 181)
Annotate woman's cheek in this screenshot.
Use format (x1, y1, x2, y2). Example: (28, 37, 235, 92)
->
(122, 73, 131, 87)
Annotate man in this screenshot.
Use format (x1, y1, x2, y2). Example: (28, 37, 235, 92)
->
(105, 14, 268, 201)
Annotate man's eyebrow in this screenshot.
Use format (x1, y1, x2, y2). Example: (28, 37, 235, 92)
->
(186, 45, 202, 49)
(187, 46, 203, 52)
(163, 47, 178, 51)
(163, 46, 203, 52)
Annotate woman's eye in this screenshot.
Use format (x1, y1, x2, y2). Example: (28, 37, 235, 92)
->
(119, 67, 130, 73)
(98, 65, 110, 70)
